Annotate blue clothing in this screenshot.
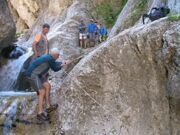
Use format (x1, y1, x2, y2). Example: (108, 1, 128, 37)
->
(87, 23, 97, 33)
(99, 27, 107, 36)
(26, 54, 62, 77)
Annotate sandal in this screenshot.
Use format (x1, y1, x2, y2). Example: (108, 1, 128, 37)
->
(46, 104, 58, 113)
(37, 113, 49, 121)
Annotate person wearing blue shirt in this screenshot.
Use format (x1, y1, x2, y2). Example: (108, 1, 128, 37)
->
(87, 19, 97, 40)
(25, 48, 70, 121)
(99, 24, 108, 42)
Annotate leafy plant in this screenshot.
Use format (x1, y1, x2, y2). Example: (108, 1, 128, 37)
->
(168, 14, 180, 22)
(96, 0, 128, 28)
(130, 0, 148, 24)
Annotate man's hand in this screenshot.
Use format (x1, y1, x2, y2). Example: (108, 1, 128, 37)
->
(33, 53, 39, 58)
(61, 60, 72, 67)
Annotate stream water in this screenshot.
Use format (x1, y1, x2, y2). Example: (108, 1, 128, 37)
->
(0, 48, 32, 91)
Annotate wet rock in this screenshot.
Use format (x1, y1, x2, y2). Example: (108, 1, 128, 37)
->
(1, 45, 25, 59)
(0, 0, 16, 49)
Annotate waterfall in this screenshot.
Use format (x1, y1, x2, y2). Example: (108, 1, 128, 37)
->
(0, 48, 33, 91)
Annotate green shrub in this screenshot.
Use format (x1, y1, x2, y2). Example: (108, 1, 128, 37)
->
(96, 0, 128, 28)
(130, 0, 148, 24)
(168, 14, 180, 22)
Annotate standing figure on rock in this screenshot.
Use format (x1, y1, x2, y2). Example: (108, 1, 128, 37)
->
(25, 48, 71, 121)
(94, 21, 100, 43)
(99, 24, 108, 43)
(87, 19, 97, 47)
(79, 19, 87, 48)
(33, 23, 50, 58)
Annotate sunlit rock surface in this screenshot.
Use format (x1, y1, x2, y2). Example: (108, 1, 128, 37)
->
(0, 0, 16, 49)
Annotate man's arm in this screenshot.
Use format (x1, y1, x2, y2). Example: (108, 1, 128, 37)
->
(33, 34, 41, 57)
(45, 40, 49, 54)
(49, 60, 62, 72)
(32, 41, 39, 57)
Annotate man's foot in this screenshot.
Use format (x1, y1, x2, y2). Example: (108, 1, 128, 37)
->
(37, 113, 49, 121)
(46, 104, 58, 113)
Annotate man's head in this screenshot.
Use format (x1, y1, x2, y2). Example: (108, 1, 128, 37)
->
(42, 23, 50, 34)
(80, 19, 84, 23)
(90, 19, 94, 23)
(50, 48, 60, 60)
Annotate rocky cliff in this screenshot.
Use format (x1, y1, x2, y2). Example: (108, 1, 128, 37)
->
(0, 0, 16, 49)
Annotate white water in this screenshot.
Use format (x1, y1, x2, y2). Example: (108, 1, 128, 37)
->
(0, 48, 33, 91)
(0, 91, 36, 97)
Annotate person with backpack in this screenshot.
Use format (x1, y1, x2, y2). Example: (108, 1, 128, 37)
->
(25, 48, 71, 121)
(99, 24, 108, 43)
(33, 23, 50, 58)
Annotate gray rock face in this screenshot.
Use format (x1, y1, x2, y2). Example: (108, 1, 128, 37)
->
(0, 0, 16, 49)
(168, 0, 180, 14)
(162, 23, 180, 98)
(8, 0, 73, 33)
(57, 19, 175, 135)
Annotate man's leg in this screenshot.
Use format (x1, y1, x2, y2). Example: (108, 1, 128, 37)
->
(43, 81, 58, 113)
(43, 82, 51, 109)
(38, 89, 45, 114)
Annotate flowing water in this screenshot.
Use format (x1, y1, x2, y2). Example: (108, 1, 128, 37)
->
(0, 48, 32, 91)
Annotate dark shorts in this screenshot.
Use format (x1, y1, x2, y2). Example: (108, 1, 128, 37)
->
(88, 33, 96, 40)
(27, 74, 48, 92)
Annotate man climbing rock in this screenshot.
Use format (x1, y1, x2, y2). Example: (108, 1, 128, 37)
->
(33, 23, 50, 58)
(79, 19, 87, 48)
(25, 48, 70, 121)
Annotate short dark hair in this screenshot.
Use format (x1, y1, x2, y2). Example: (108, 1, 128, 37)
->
(43, 23, 50, 29)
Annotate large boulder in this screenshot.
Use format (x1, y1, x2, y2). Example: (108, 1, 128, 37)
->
(0, 0, 16, 49)
(56, 19, 176, 134)
(162, 23, 180, 98)
(161, 22, 180, 135)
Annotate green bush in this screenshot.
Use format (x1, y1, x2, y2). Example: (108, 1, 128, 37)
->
(130, 0, 148, 24)
(168, 14, 180, 22)
(96, 0, 128, 28)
